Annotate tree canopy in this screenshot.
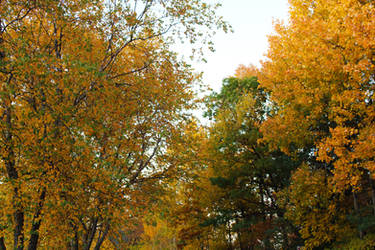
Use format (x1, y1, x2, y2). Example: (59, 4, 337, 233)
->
(0, 0, 227, 249)
(1, 0, 375, 249)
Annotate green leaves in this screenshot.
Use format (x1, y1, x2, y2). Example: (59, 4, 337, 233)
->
(197, 71, 302, 249)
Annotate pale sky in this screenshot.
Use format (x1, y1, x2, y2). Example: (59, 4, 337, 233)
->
(193, 0, 290, 91)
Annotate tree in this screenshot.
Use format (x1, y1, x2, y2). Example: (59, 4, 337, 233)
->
(260, 0, 375, 247)
(0, 0, 228, 248)
(199, 68, 301, 249)
(279, 165, 353, 249)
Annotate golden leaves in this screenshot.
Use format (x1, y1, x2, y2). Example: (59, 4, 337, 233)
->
(0, 0, 228, 248)
(258, 0, 375, 248)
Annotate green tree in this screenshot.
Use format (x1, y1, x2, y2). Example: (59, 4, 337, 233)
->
(202, 70, 301, 249)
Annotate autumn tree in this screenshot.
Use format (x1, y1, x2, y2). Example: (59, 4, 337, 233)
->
(157, 120, 216, 250)
(0, 0, 228, 249)
(260, 0, 375, 247)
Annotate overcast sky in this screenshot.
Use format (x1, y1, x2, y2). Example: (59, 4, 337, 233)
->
(192, 0, 290, 91)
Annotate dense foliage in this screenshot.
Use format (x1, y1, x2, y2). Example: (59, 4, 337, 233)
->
(1, 0, 375, 249)
(139, 0, 375, 249)
(0, 0, 227, 249)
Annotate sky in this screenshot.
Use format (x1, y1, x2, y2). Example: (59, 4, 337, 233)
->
(190, 0, 290, 92)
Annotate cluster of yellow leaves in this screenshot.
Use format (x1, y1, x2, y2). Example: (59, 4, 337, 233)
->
(280, 165, 353, 249)
(259, 0, 375, 247)
(261, 0, 375, 188)
(234, 64, 258, 79)
(0, 0, 227, 249)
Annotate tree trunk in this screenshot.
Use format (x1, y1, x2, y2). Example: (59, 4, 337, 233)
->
(3, 105, 24, 250)
(368, 172, 375, 216)
(93, 223, 109, 250)
(238, 229, 244, 250)
(0, 237, 6, 250)
(73, 230, 79, 250)
(353, 191, 363, 239)
(259, 177, 271, 249)
(13, 207, 24, 250)
(83, 218, 98, 250)
(27, 189, 46, 250)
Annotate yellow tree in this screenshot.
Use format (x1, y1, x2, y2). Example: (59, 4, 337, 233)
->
(260, 0, 375, 247)
(279, 165, 353, 249)
(136, 120, 223, 250)
(0, 0, 228, 249)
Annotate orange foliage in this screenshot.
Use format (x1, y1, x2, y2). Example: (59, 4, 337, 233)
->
(260, 0, 375, 191)
(234, 64, 258, 79)
(0, 0, 226, 249)
(260, 0, 375, 247)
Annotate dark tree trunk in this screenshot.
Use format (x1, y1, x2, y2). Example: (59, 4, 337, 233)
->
(83, 218, 98, 250)
(368, 172, 375, 216)
(3, 105, 24, 250)
(0, 237, 6, 250)
(13, 204, 24, 250)
(67, 221, 79, 250)
(73, 230, 79, 250)
(353, 191, 363, 239)
(93, 223, 109, 250)
(27, 189, 46, 250)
